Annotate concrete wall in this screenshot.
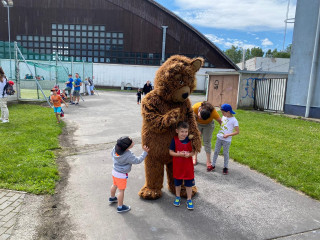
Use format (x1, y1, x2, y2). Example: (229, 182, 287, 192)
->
(238, 73, 288, 109)
(93, 63, 220, 91)
(285, 0, 320, 118)
(237, 57, 290, 72)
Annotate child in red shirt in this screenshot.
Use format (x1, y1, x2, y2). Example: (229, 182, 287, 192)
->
(50, 88, 68, 123)
(169, 121, 195, 210)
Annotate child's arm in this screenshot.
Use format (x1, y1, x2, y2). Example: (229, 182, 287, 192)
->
(61, 98, 68, 108)
(223, 126, 239, 138)
(126, 146, 149, 164)
(184, 151, 195, 158)
(169, 150, 185, 157)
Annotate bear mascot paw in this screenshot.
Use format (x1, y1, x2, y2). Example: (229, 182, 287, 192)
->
(138, 55, 203, 200)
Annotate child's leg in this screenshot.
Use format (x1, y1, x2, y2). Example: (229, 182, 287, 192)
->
(175, 185, 181, 197)
(117, 189, 125, 207)
(186, 186, 192, 200)
(110, 184, 117, 198)
(222, 141, 232, 168)
(55, 112, 60, 122)
(212, 138, 223, 166)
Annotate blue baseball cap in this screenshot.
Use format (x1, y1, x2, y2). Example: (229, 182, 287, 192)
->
(221, 104, 236, 114)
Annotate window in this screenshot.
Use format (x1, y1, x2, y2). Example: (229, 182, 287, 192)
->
(88, 26, 93, 31)
(76, 31, 81, 37)
(46, 43, 51, 48)
(76, 44, 81, 49)
(34, 42, 39, 48)
(58, 24, 63, 29)
(70, 50, 75, 55)
(58, 31, 63, 36)
(76, 38, 81, 43)
(100, 32, 105, 37)
(28, 36, 33, 41)
(64, 50, 69, 55)
(94, 45, 99, 50)
(46, 37, 51, 41)
(70, 25, 75, 30)
(100, 39, 105, 44)
(52, 24, 57, 29)
(52, 30, 57, 35)
(70, 37, 75, 42)
(52, 37, 57, 42)
(94, 26, 99, 31)
(76, 25, 81, 30)
(81, 44, 86, 49)
(82, 57, 87, 62)
(88, 45, 93, 50)
(82, 25, 87, 31)
(28, 42, 33, 47)
(118, 39, 123, 45)
(112, 33, 117, 38)
(100, 51, 105, 57)
(106, 45, 111, 50)
(94, 51, 99, 56)
(112, 39, 117, 44)
(82, 50, 87, 55)
(149, 53, 153, 59)
(100, 58, 105, 62)
(64, 37, 69, 42)
(88, 38, 93, 43)
(94, 39, 99, 44)
(70, 31, 75, 36)
(88, 57, 93, 62)
(22, 36, 27, 41)
(118, 33, 123, 38)
(106, 33, 111, 38)
(64, 31, 69, 36)
(16, 35, 21, 40)
(82, 38, 87, 43)
(94, 32, 99, 37)
(40, 42, 45, 48)
(82, 32, 87, 37)
(100, 45, 105, 50)
(106, 58, 110, 63)
(88, 51, 93, 56)
(40, 49, 45, 54)
(58, 37, 63, 42)
(100, 26, 105, 31)
(34, 36, 39, 41)
(70, 44, 75, 49)
(64, 25, 69, 30)
(106, 39, 111, 44)
(76, 50, 80, 55)
(88, 32, 93, 37)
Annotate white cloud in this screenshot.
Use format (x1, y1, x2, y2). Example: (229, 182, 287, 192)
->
(261, 38, 273, 46)
(172, 0, 296, 31)
(205, 34, 258, 50)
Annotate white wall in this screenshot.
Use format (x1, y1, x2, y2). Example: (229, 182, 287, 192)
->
(93, 63, 216, 91)
(237, 57, 290, 72)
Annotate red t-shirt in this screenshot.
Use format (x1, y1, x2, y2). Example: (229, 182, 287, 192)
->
(172, 136, 194, 180)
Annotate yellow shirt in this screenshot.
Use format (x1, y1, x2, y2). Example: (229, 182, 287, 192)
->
(192, 102, 220, 124)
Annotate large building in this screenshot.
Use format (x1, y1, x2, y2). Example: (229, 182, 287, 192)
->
(0, 0, 237, 70)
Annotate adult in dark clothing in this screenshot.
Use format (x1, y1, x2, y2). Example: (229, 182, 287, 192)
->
(142, 80, 153, 95)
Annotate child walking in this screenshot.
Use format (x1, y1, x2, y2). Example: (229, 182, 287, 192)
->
(50, 88, 68, 123)
(109, 136, 149, 213)
(136, 88, 142, 104)
(208, 104, 239, 175)
(169, 121, 195, 210)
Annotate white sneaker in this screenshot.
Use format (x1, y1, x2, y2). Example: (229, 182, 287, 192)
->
(1, 119, 9, 123)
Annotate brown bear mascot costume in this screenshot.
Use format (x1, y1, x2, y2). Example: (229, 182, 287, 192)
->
(139, 55, 203, 200)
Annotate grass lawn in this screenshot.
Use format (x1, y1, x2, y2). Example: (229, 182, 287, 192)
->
(212, 110, 320, 200)
(0, 104, 62, 194)
(20, 89, 51, 100)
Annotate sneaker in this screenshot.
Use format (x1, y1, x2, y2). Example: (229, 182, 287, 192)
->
(1, 119, 9, 123)
(75, 102, 79, 105)
(223, 168, 228, 175)
(117, 205, 131, 213)
(108, 196, 118, 203)
(71, 102, 75, 105)
(207, 165, 215, 172)
(186, 199, 194, 210)
(173, 196, 181, 207)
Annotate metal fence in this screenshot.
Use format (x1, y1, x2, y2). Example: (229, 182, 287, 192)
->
(254, 78, 287, 112)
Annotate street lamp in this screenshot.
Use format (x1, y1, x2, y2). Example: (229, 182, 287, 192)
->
(2, 0, 13, 79)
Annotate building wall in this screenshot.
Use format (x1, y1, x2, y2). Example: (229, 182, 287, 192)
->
(237, 57, 290, 72)
(285, 0, 320, 118)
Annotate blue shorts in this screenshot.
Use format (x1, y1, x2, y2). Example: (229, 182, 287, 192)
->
(174, 178, 195, 187)
(54, 107, 62, 113)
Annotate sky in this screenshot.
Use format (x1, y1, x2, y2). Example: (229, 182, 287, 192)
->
(154, 0, 297, 53)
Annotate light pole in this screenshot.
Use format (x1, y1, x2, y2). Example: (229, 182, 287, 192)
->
(2, 0, 13, 79)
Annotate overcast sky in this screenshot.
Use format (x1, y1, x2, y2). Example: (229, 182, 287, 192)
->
(154, 0, 297, 52)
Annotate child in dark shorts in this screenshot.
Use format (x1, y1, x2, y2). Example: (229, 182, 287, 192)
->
(169, 121, 195, 210)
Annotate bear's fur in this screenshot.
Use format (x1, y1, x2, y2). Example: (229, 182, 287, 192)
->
(139, 55, 203, 200)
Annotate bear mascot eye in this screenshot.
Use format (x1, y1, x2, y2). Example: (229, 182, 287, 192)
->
(179, 80, 184, 85)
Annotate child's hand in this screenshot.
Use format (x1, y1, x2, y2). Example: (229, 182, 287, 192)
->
(223, 134, 229, 138)
(142, 145, 150, 152)
(184, 152, 190, 158)
(65, 104, 68, 108)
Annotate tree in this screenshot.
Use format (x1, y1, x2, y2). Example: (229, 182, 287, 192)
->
(265, 45, 291, 58)
(250, 47, 264, 58)
(224, 45, 242, 64)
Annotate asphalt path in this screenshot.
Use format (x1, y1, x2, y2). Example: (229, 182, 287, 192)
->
(13, 91, 320, 240)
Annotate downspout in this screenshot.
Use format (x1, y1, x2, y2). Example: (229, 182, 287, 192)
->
(161, 26, 168, 64)
(205, 73, 209, 100)
(305, 3, 320, 118)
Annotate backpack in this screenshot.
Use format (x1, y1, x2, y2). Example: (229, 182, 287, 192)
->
(2, 79, 15, 97)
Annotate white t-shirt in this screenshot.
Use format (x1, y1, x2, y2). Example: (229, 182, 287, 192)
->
(0, 78, 7, 98)
(217, 116, 239, 142)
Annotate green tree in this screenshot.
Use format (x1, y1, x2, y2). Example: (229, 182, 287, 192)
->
(265, 45, 291, 58)
(224, 45, 242, 64)
(250, 47, 264, 58)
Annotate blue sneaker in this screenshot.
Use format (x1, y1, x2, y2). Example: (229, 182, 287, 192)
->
(117, 205, 131, 213)
(186, 199, 194, 210)
(108, 196, 118, 203)
(173, 197, 181, 207)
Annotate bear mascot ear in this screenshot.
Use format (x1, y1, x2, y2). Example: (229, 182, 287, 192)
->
(191, 58, 204, 72)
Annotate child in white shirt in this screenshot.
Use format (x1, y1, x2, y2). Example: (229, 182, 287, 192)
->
(208, 104, 239, 175)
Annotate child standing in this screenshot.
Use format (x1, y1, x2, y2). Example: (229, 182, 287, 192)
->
(208, 104, 239, 175)
(136, 88, 142, 104)
(169, 121, 195, 210)
(109, 136, 149, 213)
(50, 88, 68, 123)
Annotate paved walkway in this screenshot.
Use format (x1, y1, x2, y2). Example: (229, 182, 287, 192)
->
(0, 190, 25, 240)
(4, 91, 320, 239)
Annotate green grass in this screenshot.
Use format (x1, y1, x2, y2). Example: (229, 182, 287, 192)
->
(20, 89, 51, 99)
(212, 110, 320, 200)
(0, 104, 62, 194)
